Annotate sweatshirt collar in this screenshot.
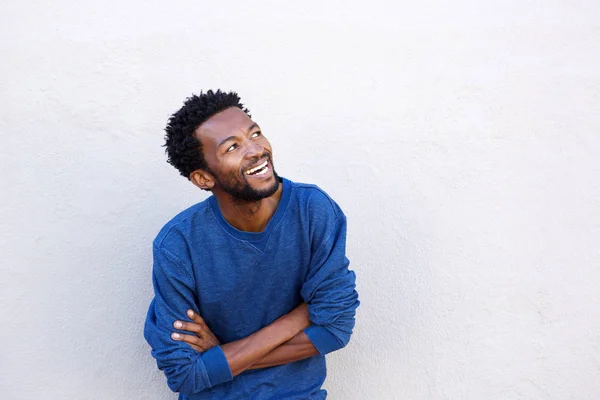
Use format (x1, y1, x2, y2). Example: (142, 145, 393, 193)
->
(209, 177, 292, 242)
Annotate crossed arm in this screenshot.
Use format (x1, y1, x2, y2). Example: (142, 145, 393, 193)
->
(145, 214, 358, 394)
(171, 305, 318, 376)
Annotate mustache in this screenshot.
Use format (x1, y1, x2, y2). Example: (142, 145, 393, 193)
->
(243, 152, 272, 170)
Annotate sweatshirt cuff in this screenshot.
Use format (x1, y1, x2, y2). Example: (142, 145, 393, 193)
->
(304, 325, 342, 355)
(201, 346, 233, 387)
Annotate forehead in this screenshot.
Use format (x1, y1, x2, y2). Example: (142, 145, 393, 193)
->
(195, 107, 253, 144)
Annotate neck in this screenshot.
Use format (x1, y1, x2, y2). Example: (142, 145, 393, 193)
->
(214, 181, 283, 232)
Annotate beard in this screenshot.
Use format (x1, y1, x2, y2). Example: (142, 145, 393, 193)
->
(212, 155, 280, 202)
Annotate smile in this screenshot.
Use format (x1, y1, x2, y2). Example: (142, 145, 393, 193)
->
(245, 160, 269, 176)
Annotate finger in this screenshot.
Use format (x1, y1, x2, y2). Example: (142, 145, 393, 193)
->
(187, 309, 205, 325)
(173, 320, 204, 336)
(171, 332, 203, 348)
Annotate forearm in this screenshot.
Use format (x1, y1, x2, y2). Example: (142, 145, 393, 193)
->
(247, 331, 318, 370)
(221, 304, 310, 376)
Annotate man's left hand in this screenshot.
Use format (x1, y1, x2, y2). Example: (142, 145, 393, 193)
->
(171, 309, 221, 352)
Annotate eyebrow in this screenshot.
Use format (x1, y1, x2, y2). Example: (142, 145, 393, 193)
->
(216, 123, 260, 149)
(217, 135, 237, 149)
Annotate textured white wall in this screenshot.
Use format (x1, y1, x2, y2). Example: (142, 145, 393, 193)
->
(1, 1, 599, 399)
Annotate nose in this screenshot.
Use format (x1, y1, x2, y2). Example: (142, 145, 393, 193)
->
(245, 139, 263, 159)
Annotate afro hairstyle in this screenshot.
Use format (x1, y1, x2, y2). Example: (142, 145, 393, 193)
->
(164, 89, 251, 181)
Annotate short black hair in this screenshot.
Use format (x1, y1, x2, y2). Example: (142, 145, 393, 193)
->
(164, 89, 251, 179)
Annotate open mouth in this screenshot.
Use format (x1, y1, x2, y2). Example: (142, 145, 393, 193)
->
(245, 159, 270, 176)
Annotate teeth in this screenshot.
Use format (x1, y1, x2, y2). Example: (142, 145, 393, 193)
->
(254, 166, 269, 176)
(245, 160, 268, 175)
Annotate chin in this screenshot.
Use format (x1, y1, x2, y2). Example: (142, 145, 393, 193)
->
(255, 175, 279, 194)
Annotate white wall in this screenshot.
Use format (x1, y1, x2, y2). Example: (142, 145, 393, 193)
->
(2, 1, 599, 399)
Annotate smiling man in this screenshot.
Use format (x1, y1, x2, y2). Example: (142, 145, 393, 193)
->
(144, 90, 359, 399)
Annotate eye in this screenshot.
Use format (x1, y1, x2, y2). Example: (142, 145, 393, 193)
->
(251, 131, 262, 139)
(226, 143, 238, 153)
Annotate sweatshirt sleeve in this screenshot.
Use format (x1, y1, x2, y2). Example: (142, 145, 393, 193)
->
(143, 244, 232, 395)
(301, 214, 360, 355)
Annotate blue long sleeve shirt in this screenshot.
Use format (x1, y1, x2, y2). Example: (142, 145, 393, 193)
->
(144, 178, 359, 399)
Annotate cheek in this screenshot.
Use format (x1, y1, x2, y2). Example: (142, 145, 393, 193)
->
(261, 138, 273, 152)
(218, 155, 243, 176)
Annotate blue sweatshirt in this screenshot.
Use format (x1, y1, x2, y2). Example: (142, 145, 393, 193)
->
(144, 178, 359, 399)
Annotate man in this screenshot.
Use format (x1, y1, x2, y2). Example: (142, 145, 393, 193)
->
(144, 90, 359, 399)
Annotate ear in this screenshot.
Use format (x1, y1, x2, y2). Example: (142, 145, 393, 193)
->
(190, 169, 215, 191)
